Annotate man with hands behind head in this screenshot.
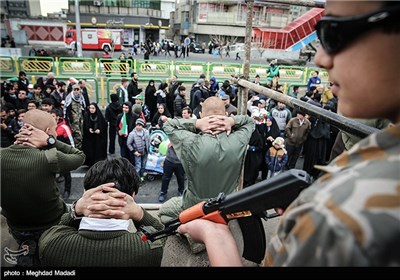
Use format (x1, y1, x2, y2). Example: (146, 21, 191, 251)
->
(1, 109, 85, 266)
(38, 158, 165, 267)
(157, 96, 254, 224)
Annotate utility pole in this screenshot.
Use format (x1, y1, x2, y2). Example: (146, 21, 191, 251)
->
(239, 0, 254, 115)
(237, 0, 254, 191)
(75, 0, 83, 57)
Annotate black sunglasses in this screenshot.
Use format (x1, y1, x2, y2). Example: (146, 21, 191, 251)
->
(315, 4, 400, 54)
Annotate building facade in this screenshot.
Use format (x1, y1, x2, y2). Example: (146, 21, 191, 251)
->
(67, 0, 171, 45)
(1, 0, 42, 19)
(171, 0, 309, 44)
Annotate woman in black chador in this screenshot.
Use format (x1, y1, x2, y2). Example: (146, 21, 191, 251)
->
(82, 102, 108, 166)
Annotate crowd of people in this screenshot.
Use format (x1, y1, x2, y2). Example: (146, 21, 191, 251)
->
(1, 0, 399, 268)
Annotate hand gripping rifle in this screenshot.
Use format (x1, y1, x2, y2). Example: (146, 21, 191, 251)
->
(140, 169, 312, 263)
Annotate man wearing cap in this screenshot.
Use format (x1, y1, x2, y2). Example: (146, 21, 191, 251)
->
(134, 94, 151, 122)
(189, 79, 209, 110)
(64, 84, 86, 150)
(67, 77, 78, 94)
(220, 94, 237, 116)
(127, 118, 150, 182)
(265, 137, 288, 179)
(267, 59, 279, 82)
(284, 110, 311, 170)
(27, 83, 34, 98)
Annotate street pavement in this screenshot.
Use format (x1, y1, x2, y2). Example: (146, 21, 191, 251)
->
(62, 149, 181, 205)
(63, 147, 305, 205)
(20, 44, 312, 66)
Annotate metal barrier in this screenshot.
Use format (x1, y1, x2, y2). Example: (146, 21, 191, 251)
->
(58, 57, 96, 76)
(98, 58, 133, 77)
(173, 60, 208, 80)
(1, 55, 331, 108)
(209, 62, 242, 80)
(136, 59, 171, 79)
(18, 56, 54, 75)
(0, 56, 15, 73)
(279, 66, 308, 83)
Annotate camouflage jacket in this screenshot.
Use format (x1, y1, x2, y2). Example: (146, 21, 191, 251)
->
(265, 123, 400, 266)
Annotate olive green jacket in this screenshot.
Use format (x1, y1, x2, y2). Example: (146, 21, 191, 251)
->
(163, 115, 254, 209)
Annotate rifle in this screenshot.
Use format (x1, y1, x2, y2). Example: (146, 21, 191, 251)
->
(140, 169, 312, 263)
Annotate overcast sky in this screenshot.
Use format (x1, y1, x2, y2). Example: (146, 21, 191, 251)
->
(40, 0, 68, 16)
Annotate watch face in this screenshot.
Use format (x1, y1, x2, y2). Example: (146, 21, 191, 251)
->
(48, 136, 56, 145)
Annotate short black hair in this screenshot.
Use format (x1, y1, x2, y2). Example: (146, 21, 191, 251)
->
(84, 158, 140, 195)
(27, 100, 39, 107)
(41, 98, 54, 106)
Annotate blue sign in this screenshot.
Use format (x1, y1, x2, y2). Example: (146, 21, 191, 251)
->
(184, 37, 191, 46)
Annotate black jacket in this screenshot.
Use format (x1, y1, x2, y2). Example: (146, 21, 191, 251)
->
(105, 102, 122, 127)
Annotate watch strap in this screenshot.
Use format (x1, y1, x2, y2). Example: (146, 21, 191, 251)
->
(70, 200, 83, 220)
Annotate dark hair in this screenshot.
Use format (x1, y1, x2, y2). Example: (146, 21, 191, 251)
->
(110, 93, 119, 102)
(182, 106, 192, 114)
(41, 98, 54, 106)
(297, 110, 306, 116)
(159, 82, 168, 91)
(382, 2, 400, 34)
(17, 109, 27, 115)
(27, 100, 39, 107)
(178, 86, 186, 92)
(84, 158, 140, 195)
(56, 81, 66, 88)
(293, 86, 299, 91)
(50, 108, 63, 117)
(3, 102, 15, 111)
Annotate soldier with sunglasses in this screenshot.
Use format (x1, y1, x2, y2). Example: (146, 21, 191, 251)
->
(176, 1, 400, 266)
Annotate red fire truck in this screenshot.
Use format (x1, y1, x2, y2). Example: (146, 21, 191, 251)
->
(65, 28, 123, 52)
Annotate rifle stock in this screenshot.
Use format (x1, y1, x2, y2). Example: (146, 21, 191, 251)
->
(140, 169, 312, 263)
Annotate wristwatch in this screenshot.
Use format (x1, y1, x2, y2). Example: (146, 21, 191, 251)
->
(47, 135, 56, 146)
(70, 200, 83, 220)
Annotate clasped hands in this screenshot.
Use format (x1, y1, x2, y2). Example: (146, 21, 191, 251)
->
(196, 115, 235, 135)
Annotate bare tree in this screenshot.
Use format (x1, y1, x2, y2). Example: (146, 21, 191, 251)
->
(209, 35, 238, 58)
(252, 38, 266, 62)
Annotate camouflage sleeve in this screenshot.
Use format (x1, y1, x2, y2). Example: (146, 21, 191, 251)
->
(265, 159, 400, 267)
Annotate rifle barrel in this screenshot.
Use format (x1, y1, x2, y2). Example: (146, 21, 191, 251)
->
(236, 78, 378, 138)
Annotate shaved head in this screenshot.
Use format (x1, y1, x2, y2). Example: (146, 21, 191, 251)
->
(201, 97, 226, 117)
(23, 109, 57, 134)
